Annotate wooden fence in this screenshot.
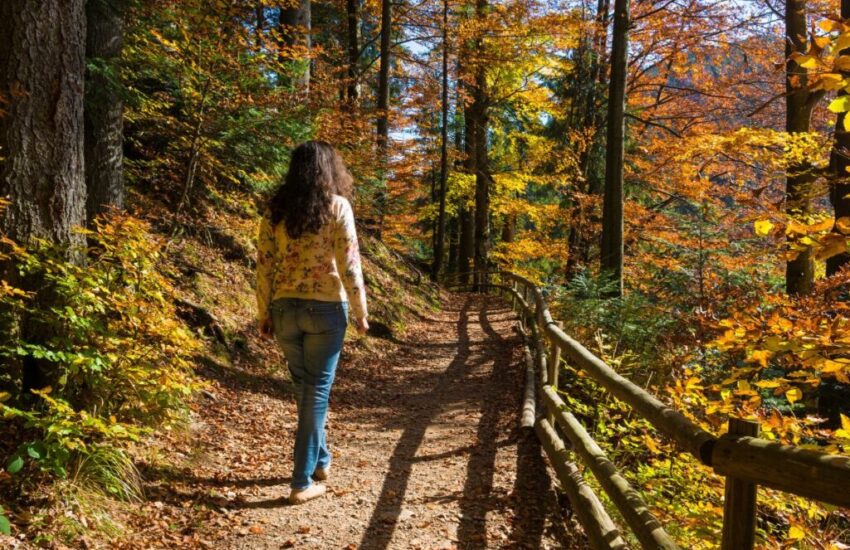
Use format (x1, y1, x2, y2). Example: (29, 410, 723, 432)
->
(449, 270, 850, 549)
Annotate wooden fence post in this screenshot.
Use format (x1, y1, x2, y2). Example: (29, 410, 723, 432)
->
(720, 418, 760, 550)
(546, 335, 561, 424)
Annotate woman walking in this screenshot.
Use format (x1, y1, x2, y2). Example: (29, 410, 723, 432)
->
(256, 141, 369, 504)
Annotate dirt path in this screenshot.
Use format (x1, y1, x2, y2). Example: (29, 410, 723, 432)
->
(137, 294, 584, 549)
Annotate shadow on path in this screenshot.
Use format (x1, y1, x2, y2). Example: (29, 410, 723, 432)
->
(359, 297, 475, 549)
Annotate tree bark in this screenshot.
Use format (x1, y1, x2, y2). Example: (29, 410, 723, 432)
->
(785, 0, 815, 295)
(600, 0, 629, 297)
(278, 0, 311, 92)
(0, 0, 87, 248)
(828, 0, 850, 276)
(431, 0, 450, 281)
(376, 0, 392, 152)
(85, 0, 126, 225)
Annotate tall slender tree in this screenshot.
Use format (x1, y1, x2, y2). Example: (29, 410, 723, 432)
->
(431, 0, 450, 280)
(346, 0, 361, 104)
(471, 0, 490, 285)
(85, 0, 127, 224)
(785, 0, 817, 295)
(600, 0, 629, 296)
(279, 0, 311, 92)
(376, 0, 392, 151)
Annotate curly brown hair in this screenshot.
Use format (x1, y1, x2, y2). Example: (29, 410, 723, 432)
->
(269, 141, 353, 238)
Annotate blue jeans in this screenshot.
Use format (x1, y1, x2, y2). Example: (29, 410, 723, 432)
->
(270, 298, 348, 490)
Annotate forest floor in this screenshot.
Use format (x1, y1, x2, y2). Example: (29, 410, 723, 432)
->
(120, 293, 586, 549)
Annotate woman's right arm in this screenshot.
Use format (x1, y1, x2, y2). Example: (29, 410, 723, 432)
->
(334, 199, 369, 329)
(256, 216, 276, 329)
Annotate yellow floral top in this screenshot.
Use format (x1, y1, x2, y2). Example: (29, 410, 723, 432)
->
(256, 195, 368, 325)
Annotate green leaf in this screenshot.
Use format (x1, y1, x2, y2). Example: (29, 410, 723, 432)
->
(0, 513, 10, 536)
(26, 444, 42, 460)
(6, 455, 23, 474)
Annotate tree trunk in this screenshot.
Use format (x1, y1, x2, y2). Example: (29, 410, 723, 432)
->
(828, 0, 850, 276)
(256, 4, 265, 47)
(600, 0, 629, 297)
(471, 0, 490, 286)
(459, 50, 477, 287)
(0, 0, 87, 248)
(785, 0, 815, 295)
(431, 0, 450, 281)
(346, 0, 361, 104)
(278, 0, 311, 92)
(0, 0, 87, 393)
(85, 0, 126, 225)
(447, 216, 459, 274)
(501, 213, 516, 243)
(376, 0, 392, 152)
(459, 207, 474, 284)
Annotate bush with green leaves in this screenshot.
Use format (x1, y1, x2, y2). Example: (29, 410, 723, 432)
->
(0, 212, 199, 496)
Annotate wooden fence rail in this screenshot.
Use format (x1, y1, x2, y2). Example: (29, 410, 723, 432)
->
(446, 270, 850, 549)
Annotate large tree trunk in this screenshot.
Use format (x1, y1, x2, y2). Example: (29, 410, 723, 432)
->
(278, 0, 311, 92)
(0, 1, 87, 248)
(600, 0, 629, 297)
(785, 0, 816, 295)
(346, 0, 361, 104)
(431, 0, 450, 281)
(376, 0, 392, 152)
(85, 0, 126, 225)
(828, 0, 850, 276)
(0, 0, 87, 393)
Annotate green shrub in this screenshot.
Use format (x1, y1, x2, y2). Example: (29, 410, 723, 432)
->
(0, 211, 199, 495)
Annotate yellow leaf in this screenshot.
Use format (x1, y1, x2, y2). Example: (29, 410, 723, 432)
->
(799, 56, 819, 69)
(829, 95, 850, 114)
(754, 219, 774, 237)
(644, 434, 660, 454)
(737, 380, 752, 392)
(0, 391, 9, 403)
(788, 525, 805, 541)
(755, 380, 781, 389)
(748, 349, 771, 367)
(786, 387, 803, 405)
(820, 20, 843, 33)
(841, 413, 850, 432)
